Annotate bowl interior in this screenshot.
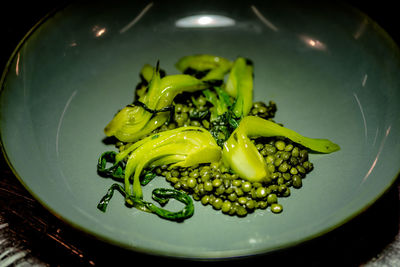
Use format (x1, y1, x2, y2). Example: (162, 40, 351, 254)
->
(1, 0, 400, 258)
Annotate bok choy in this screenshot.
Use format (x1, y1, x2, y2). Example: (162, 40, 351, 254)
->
(222, 116, 340, 182)
(104, 63, 208, 142)
(98, 126, 221, 221)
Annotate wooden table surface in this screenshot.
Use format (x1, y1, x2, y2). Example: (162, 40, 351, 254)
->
(1, 2, 399, 266)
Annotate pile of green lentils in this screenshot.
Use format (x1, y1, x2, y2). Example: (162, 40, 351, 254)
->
(125, 92, 314, 217)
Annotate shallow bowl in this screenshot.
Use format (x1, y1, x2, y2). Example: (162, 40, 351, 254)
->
(1, 0, 400, 259)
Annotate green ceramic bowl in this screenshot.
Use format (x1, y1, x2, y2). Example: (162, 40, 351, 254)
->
(1, 0, 400, 259)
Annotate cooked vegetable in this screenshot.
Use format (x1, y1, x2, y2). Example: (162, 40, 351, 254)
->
(124, 127, 220, 199)
(222, 116, 340, 182)
(226, 57, 253, 118)
(98, 126, 220, 220)
(175, 54, 232, 82)
(104, 63, 208, 142)
(140, 63, 155, 83)
(202, 87, 238, 146)
(97, 54, 340, 221)
(202, 87, 232, 121)
(97, 184, 194, 221)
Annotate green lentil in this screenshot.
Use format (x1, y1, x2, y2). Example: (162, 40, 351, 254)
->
(303, 161, 313, 171)
(197, 183, 204, 195)
(231, 173, 239, 180)
(290, 167, 298, 175)
(225, 186, 234, 194)
(265, 155, 275, 164)
(197, 96, 206, 106)
(300, 149, 308, 159)
(209, 195, 216, 204)
(232, 179, 242, 187)
(201, 195, 209, 205)
(241, 182, 252, 192)
(271, 172, 279, 180)
(252, 182, 262, 188)
(212, 178, 222, 188)
(278, 162, 289, 173)
(190, 120, 201, 127)
(285, 143, 293, 152)
(264, 144, 276, 155)
(297, 165, 306, 174)
(238, 197, 248, 205)
(282, 151, 291, 161)
(173, 182, 181, 189)
(228, 192, 237, 202)
(292, 175, 302, 188)
(181, 180, 189, 190)
(282, 188, 291, 197)
(221, 201, 232, 213)
(246, 200, 256, 210)
(235, 187, 244, 197)
(278, 184, 288, 194)
(212, 198, 223, 210)
(258, 106, 267, 113)
(167, 122, 177, 129)
(223, 179, 231, 189)
(189, 171, 199, 178)
(171, 169, 180, 177)
(201, 173, 211, 182)
(209, 162, 219, 170)
(204, 181, 213, 192)
(292, 147, 300, 157)
(187, 177, 197, 188)
(269, 184, 279, 193)
(256, 187, 268, 198)
(199, 166, 210, 175)
(282, 173, 291, 181)
(275, 140, 286, 151)
(271, 203, 283, 213)
(236, 206, 248, 217)
(274, 158, 284, 167)
(256, 143, 264, 151)
(215, 185, 225, 195)
(267, 193, 278, 204)
(258, 201, 268, 209)
(290, 156, 299, 165)
(192, 193, 200, 201)
(260, 149, 268, 156)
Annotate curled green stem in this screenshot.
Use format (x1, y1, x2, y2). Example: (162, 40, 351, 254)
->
(97, 183, 194, 221)
(97, 151, 125, 179)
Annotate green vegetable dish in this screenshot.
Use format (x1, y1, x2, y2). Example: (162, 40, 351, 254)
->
(97, 54, 340, 221)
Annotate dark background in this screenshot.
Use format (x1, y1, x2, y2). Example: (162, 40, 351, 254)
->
(0, 1, 399, 266)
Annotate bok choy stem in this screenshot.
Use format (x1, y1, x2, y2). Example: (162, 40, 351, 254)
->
(104, 63, 209, 143)
(99, 126, 221, 210)
(226, 57, 254, 118)
(222, 116, 340, 182)
(175, 54, 232, 82)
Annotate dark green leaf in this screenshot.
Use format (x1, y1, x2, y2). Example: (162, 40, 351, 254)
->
(97, 183, 125, 212)
(97, 151, 125, 179)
